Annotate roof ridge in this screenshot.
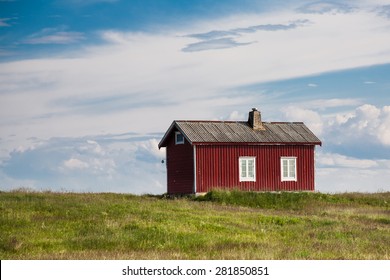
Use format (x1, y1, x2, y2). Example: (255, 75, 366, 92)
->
(269, 121, 304, 124)
(175, 120, 304, 124)
(175, 120, 245, 123)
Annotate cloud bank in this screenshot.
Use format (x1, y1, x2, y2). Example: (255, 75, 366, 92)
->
(0, 133, 166, 194)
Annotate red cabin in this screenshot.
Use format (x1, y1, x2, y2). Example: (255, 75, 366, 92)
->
(158, 108, 322, 195)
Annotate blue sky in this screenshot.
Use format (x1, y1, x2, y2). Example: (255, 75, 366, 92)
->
(1, 0, 390, 194)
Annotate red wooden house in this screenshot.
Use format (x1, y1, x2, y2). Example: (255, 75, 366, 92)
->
(158, 108, 322, 195)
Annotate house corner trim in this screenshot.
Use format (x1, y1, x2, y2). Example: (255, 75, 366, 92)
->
(193, 145, 197, 194)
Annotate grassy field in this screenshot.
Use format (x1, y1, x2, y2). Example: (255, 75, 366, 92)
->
(0, 190, 389, 260)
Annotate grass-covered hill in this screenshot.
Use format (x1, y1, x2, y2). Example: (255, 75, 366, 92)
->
(0, 190, 389, 259)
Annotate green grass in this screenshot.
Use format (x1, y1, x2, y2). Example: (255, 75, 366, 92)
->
(195, 189, 389, 209)
(0, 190, 389, 259)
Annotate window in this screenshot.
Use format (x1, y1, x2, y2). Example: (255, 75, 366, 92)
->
(239, 157, 256, 182)
(281, 157, 297, 181)
(175, 131, 184, 144)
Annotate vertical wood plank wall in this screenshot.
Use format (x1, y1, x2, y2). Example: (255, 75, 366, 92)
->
(195, 145, 315, 193)
(166, 132, 194, 194)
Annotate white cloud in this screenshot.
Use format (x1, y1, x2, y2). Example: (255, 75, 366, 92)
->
(84, 140, 105, 155)
(100, 30, 134, 44)
(316, 166, 390, 193)
(63, 158, 89, 170)
(23, 27, 84, 44)
(317, 152, 378, 169)
(280, 103, 390, 193)
(282, 106, 323, 136)
(227, 111, 245, 121)
(377, 106, 390, 145)
(315, 151, 390, 192)
(2, 7, 389, 142)
(290, 98, 363, 110)
(0, 134, 166, 194)
(326, 104, 390, 146)
(353, 104, 381, 129)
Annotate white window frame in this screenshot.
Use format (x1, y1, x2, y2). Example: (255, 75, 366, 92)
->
(239, 157, 256, 182)
(175, 131, 184, 145)
(281, 157, 297, 182)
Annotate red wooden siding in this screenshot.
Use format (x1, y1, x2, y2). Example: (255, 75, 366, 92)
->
(195, 145, 315, 193)
(166, 132, 194, 194)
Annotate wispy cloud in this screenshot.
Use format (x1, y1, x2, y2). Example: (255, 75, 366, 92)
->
(233, 20, 310, 33)
(0, 49, 13, 57)
(297, 1, 353, 14)
(187, 30, 239, 41)
(23, 27, 84, 44)
(183, 19, 310, 52)
(187, 20, 310, 40)
(0, 18, 13, 27)
(182, 37, 254, 52)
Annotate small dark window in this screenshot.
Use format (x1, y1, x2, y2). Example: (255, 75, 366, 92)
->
(175, 132, 184, 144)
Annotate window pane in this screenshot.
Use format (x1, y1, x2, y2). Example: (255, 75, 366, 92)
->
(177, 133, 183, 142)
(282, 159, 288, 177)
(289, 159, 295, 178)
(248, 159, 254, 178)
(241, 160, 247, 178)
(289, 167, 295, 178)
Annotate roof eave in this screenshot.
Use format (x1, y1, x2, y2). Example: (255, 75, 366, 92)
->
(158, 121, 176, 149)
(191, 141, 322, 146)
(158, 121, 194, 149)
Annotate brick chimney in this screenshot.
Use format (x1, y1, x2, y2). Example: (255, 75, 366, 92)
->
(248, 108, 265, 130)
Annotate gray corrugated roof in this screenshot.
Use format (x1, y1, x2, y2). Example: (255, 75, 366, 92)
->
(159, 120, 321, 148)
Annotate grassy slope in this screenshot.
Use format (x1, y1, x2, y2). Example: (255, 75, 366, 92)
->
(0, 190, 389, 260)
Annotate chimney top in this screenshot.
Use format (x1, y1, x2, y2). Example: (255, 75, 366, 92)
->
(248, 108, 265, 131)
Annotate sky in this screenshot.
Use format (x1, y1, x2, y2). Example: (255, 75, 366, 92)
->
(1, 0, 390, 194)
